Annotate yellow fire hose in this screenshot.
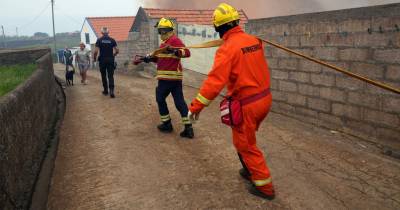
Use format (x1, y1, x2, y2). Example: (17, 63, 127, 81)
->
(150, 39, 224, 56)
(151, 38, 400, 95)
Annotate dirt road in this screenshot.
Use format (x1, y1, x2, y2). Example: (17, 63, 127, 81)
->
(47, 64, 400, 209)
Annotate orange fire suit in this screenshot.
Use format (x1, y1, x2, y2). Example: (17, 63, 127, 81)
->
(189, 26, 274, 195)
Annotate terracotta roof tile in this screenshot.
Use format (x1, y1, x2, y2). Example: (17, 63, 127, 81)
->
(143, 8, 248, 27)
(87, 16, 135, 42)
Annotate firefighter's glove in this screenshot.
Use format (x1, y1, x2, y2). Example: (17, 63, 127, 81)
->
(166, 46, 179, 55)
(143, 55, 153, 63)
(188, 111, 200, 123)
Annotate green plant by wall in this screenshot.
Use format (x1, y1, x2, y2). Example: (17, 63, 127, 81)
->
(0, 64, 36, 96)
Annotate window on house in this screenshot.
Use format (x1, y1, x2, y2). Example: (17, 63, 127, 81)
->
(85, 33, 90, 44)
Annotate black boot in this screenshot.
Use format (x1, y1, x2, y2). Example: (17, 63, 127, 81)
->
(239, 168, 251, 181)
(110, 89, 115, 98)
(102, 89, 108, 95)
(247, 184, 275, 200)
(157, 120, 173, 133)
(180, 124, 194, 139)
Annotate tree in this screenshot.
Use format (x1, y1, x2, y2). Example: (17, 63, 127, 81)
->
(33, 32, 49, 38)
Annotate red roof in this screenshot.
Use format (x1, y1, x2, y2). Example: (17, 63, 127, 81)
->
(86, 16, 135, 41)
(143, 8, 248, 26)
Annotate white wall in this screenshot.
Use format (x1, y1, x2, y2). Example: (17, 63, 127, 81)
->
(80, 20, 98, 51)
(178, 24, 219, 75)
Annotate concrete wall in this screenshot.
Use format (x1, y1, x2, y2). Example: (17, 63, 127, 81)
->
(0, 49, 61, 209)
(178, 24, 219, 75)
(246, 3, 400, 148)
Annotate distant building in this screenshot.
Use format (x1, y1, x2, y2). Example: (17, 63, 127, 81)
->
(80, 16, 135, 65)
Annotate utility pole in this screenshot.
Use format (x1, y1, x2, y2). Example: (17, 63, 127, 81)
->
(16, 27, 18, 37)
(1, 25, 6, 48)
(51, 0, 57, 57)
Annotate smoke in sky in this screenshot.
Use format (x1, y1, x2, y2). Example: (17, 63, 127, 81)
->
(1, 0, 398, 36)
(141, 0, 400, 19)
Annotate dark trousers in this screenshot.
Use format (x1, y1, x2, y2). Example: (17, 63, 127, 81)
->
(99, 60, 115, 91)
(156, 80, 189, 119)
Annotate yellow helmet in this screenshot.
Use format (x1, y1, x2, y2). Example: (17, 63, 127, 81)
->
(213, 3, 240, 27)
(156, 18, 174, 29)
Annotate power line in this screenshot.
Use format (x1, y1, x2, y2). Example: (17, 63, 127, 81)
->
(54, 6, 83, 27)
(19, 2, 51, 30)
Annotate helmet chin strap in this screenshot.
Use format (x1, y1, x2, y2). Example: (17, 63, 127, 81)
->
(160, 31, 174, 41)
(215, 21, 239, 38)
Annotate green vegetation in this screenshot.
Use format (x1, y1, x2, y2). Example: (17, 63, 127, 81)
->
(0, 64, 36, 96)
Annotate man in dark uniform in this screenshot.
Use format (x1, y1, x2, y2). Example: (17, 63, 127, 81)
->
(93, 27, 119, 98)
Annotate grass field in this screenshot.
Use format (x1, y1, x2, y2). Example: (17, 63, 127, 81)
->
(0, 64, 37, 97)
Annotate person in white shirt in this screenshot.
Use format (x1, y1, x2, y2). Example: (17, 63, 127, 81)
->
(75, 42, 91, 84)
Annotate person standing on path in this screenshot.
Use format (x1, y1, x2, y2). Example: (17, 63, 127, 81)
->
(142, 18, 194, 139)
(63, 46, 75, 72)
(188, 3, 275, 200)
(75, 42, 90, 85)
(93, 27, 119, 98)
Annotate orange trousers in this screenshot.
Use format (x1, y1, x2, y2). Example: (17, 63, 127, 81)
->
(232, 94, 274, 195)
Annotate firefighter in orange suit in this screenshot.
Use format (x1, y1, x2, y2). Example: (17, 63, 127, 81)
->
(188, 3, 275, 199)
(143, 18, 194, 139)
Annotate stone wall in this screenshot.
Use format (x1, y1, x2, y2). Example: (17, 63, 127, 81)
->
(115, 41, 130, 69)
(246, 3, 400, 148)
(125, 19, 160, 73)
(0, 48, 62, 209)
(127, 18, 159, 61)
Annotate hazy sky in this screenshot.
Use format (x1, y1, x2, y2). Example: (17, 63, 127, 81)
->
(1, 0, 399, 36)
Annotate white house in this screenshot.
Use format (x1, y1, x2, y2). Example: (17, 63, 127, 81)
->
(80, 16, 135, 50)
(80, 16, 135, 65)
(80, 19, 99, 51)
